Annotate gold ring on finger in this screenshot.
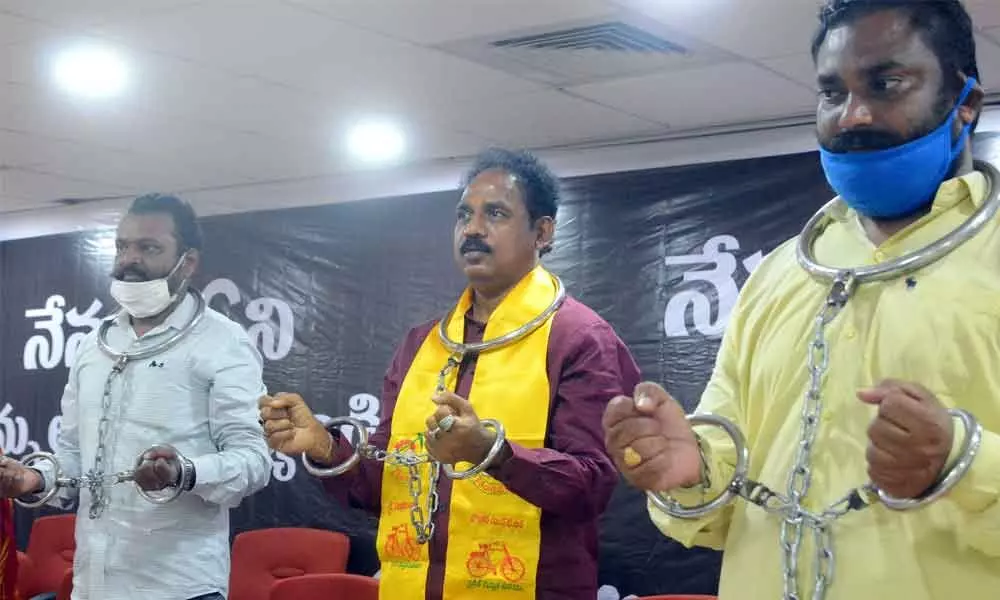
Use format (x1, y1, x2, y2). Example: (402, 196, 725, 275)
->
(623, 446, 642, 468)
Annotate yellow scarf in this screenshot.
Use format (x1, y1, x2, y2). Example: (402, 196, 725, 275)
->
(376, 266, 558, 599)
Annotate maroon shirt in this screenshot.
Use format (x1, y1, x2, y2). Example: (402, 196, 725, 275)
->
(324, 296, 641, 599)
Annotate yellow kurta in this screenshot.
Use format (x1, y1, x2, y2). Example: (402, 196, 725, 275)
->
(650, 171, 1000, 600)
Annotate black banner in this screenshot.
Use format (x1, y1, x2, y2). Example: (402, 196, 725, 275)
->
(7, 142, 990, 597)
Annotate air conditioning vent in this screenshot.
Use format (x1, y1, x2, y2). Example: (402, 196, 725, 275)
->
(491, 21, 687, 55)
(435, 14, 734, 87)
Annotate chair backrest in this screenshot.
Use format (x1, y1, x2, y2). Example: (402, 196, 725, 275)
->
(269, 574, 377, 600)
(19, 514, 76, 598)
(55, 568, 72, 600)
(229, 528, 350, 600)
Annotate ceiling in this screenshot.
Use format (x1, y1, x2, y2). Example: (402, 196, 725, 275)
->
(1, 0, 999, 215)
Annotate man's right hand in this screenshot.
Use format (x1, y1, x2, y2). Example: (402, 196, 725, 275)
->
(258, 393, 333, 464)
(602, 381, 704, 492)
(0, 455, 43, 498)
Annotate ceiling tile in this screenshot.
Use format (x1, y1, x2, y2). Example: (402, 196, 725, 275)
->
(624, 0, 824, 60)
(967, 0, 1000, 30)
(0, 0, 202, 28)
(424, 89, 663, 148)
(0, 81, 274, 185)
(2, 129, 250, 192)
(6, 38, 340, 144)
(0, 130, 33, 166)
(0, 167, 135, 204)
(2, 81, 190, 152)
(122, 54, 337, 142)
(0, 193, 40, 212)
(282, 0, 616, 46)
(571, 61, 817, 129)
(0, 10, 58, 46)
(974, 34, 1000, 92)
(229, 30, 543, 116)
(762, 53, 819, 89)
(89, 0, 359, 74)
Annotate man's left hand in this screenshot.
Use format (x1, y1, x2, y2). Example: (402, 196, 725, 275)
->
(425, 392, 496, 466)
(858, 379, 954, 499)
(133, 447, 181, 491)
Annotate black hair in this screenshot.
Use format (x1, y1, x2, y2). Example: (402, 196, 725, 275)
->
(463, 148, 560, 223)
(811, 0, 980, 95)
(127, 193, 203, 253)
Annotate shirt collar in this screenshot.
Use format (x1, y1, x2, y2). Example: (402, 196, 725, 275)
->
(827, 170, 987, 224)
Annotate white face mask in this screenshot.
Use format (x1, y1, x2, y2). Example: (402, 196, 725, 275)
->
(109, 253, 188, 319)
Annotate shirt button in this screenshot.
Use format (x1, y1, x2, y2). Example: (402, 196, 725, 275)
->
(844, 328, 857, 340)
(874, 250, 886, 262)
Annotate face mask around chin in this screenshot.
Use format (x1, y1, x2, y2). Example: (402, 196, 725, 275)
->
(109, 252, 189, 319)
(818, 77, 978, 219)
(109, 278, 176, 319)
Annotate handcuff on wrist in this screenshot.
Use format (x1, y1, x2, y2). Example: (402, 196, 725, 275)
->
(649, 409, 982, 520)
(300, 417, 507, 480)
(14, 444, 194, 509)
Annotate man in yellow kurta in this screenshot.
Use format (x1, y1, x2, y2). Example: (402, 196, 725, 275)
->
(603, 1, 1000, 599)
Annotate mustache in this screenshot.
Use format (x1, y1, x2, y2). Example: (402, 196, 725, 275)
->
(823, 128, 908, 153)
(112, 266, 150, 281)
(460, 238, 491, 254)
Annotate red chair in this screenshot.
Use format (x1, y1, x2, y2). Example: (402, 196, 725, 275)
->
(55, 569, 72, 600)
(269, 574, 377, 600)
(16, 515, 76, 599)
(229, 528, 350, 600)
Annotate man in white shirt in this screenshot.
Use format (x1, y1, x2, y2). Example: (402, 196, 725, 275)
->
(0, 194, 272, 599)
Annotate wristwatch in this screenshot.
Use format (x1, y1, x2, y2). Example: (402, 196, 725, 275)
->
(175, 457, 197, 492)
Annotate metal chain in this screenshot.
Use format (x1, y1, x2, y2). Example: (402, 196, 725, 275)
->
(347, 353, 463, 544)
(667, 165, 1000, 599)
(689, 265, 965, 598)
(83, 295, 205, 519)
(777, 272, 855, 600)
(349, 278, 561, 544)
(86, 354, 129, 519)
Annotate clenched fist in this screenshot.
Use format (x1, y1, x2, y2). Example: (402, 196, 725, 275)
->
(0, 455, 43, 498)
(603, 382, 703, 492)
(133, 447, 181, 491)
(425, 391, 498, 466)
(859, 379, 954, 499)
(258, 393, 333, 464)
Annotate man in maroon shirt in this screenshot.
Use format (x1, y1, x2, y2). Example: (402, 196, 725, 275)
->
(260, 147, 640, 599)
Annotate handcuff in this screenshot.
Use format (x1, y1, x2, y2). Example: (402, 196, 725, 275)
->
(11, 444, 193, 509)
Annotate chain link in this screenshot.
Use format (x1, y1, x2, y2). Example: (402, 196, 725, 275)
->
(348, 353, 464, 544)
(776, 272, 855, 600)
(87, 354, 129, 519)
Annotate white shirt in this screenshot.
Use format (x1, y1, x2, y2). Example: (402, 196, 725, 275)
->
(35, 292, 272, 600)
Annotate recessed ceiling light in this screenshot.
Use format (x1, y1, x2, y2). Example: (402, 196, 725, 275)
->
(346, 119, 406, 164)
(52, 43, 130, 100)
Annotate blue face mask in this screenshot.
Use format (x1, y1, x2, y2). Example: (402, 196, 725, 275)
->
(819, 77, 977, 220)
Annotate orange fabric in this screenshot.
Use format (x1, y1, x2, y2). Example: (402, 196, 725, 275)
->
(0, 495, 16, 600)
(228, 528, 350, 600)
(269, 574, 377, 600)
(17, 514, 75, 599)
